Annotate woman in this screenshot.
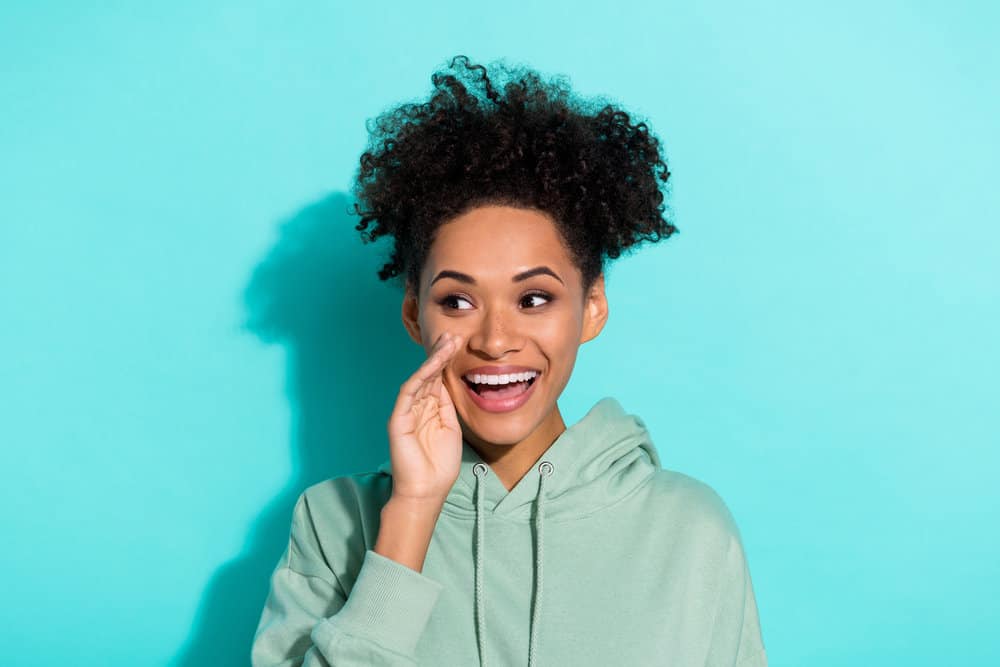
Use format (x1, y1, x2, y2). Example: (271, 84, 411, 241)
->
(252, 55, 767, 666)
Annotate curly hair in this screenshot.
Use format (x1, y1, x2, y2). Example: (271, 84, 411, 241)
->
(351, 55, 677, 293)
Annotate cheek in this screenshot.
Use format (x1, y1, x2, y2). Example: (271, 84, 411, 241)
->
(422, 308, 473, 344)
(418, 310, 448, 347)
(535, 317, 581, 361)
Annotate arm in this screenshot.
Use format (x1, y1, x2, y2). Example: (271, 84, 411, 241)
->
(250, 493, 444, 666)
(254, 330, 460, 665)
(705, 533, 768, 667)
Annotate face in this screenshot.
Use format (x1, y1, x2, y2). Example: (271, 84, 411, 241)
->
(402, 204, 608, 449)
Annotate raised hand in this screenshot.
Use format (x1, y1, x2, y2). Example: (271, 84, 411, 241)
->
(386, 331, 464, 503)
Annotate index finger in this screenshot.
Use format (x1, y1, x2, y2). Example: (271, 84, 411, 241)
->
(393, 333, 458, 412)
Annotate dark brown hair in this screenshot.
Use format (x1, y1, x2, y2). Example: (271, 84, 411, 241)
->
(352, 55, 677, 293)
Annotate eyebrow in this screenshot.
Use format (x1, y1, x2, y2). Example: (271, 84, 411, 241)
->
(430, 265, 564, 287)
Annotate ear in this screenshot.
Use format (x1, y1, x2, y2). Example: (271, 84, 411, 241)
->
(580, 273, 609, 344)
(401, 285, 424, 346)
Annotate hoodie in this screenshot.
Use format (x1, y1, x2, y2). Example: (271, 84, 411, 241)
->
(251, 396, 768, 666)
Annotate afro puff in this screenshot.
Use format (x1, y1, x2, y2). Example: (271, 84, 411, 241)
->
(351, 55, 677, 293)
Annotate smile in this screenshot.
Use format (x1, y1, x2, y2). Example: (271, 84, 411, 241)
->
(461, 372, 540, 413)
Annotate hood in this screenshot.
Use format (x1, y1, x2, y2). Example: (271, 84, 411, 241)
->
(376, 396, 661, 521)
(376, 396, 661, 667)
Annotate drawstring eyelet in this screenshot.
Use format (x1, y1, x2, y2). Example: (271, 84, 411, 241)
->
(538, 461, 554, 477)
(473, 462, 488, 478)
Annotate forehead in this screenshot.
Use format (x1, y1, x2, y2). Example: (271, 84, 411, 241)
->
(424, 205, 574, 276)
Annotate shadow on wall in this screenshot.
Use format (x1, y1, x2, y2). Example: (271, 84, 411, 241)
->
(171, 191, 422, 666)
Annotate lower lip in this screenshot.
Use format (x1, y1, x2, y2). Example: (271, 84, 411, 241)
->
(463, 376, 540, 413)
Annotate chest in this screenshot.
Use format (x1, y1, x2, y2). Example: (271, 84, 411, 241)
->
(415, 509, 724, 666)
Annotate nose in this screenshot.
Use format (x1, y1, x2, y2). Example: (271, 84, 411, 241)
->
(467, 305, 523, 359)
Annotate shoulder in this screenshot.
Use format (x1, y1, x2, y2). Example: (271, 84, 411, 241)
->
(284, 469, 393, 584)
(300, 468, 394, 519)
(644, 468, 746, 551)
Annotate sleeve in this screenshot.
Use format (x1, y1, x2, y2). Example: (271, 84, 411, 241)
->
(705, 533, 769, 667)
(251, 493, 445, 666)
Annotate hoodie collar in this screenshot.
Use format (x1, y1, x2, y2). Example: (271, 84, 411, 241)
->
(377, 396, 661, 522)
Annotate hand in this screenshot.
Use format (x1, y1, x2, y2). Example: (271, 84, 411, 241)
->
(386, 332, 463, 503)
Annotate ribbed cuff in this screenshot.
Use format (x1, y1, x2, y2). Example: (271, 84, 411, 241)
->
(312, 549, 444, 657)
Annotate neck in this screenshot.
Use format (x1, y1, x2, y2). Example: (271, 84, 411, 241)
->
(464, 405, 567, 491)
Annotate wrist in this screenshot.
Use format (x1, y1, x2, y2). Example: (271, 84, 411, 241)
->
(375, 495, 443, 573)
(384, 493, 446, 517)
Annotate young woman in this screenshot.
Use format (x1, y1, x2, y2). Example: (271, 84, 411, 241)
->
(252, 55, 767, 667)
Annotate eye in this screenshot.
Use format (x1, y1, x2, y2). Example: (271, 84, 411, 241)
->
(521, 291, 552, 309)
(439, 294, 473, 310)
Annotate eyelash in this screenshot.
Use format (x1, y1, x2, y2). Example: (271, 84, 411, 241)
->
(437, 291, 553, 311)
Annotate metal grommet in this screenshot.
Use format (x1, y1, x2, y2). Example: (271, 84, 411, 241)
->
(538, 461, 554, 477)
(473, 462, 488, 477)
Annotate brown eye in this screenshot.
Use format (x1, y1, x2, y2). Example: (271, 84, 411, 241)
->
(439, 294, 473, 310)
(521, 292, 552, 308)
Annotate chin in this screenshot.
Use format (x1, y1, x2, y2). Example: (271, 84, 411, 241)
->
(457, 410, 539, 447)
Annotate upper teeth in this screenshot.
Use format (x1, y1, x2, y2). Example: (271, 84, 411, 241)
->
(464, 371, 539, 385)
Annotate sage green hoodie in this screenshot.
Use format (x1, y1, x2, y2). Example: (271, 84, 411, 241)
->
(252, 397, 768, 666)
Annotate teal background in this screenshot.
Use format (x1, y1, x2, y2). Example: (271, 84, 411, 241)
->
(1, 2, 997, 665)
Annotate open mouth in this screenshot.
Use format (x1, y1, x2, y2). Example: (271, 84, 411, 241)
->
(462, 374, 538, 399)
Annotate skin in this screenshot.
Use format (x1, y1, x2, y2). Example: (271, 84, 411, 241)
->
(400, 204, 609, 492)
